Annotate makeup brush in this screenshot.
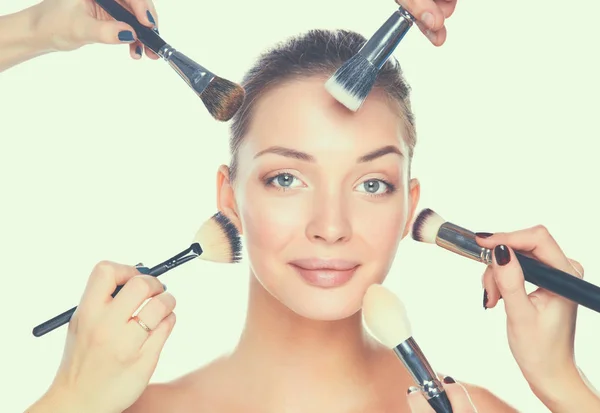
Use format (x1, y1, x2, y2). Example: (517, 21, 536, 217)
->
(362, 284, 453, 413)
(94, 0, 245, 121)
(31, 212, 242, 337)
(325, 6, 415, 112)
(411, 208, 600, 314)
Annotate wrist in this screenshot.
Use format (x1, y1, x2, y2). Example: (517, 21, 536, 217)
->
(530, 366, 600, 413)
(27, 385, 113, 413)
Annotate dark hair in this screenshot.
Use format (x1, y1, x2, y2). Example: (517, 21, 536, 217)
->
(228, 29, 416, 182)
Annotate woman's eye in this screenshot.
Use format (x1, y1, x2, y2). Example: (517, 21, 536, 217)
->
(356, 179, 392, 195)
(266, 173, 303, 189)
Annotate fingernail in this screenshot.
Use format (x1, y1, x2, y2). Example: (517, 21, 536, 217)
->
(118, 30, 135, 42)
(407, 386, 419, 394)
(161, 283, 167, 291)
(135, 45, 142, 55)
(421, 12, 435, 28)
(136, 266, 151, 275)
(425, 29, 437, 43)
(443, 376, 456, 384)
(483, 289, 488, 310)
(475, 232, 494, 238)
(146, 10, 156, 25)
(134, 262, 144, 267)
(494, 245, 511, 266)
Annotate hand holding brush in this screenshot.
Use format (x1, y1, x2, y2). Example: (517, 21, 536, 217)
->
(26, 212, 241, 413)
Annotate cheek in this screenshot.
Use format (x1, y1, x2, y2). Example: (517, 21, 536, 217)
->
(239, 186, 304, 254)
(353, 197, 407, 257)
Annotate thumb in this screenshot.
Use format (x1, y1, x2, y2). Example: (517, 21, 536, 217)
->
(80, 17, 138, 45)
(491, 244, 536, 322)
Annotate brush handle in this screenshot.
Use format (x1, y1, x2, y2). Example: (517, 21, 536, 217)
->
(31, 263, 170, 337)
(515, 252, 600, 313)
(94, 0, 166, 54)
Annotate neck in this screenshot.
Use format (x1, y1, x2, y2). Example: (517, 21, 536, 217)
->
(228, 273, 408, 411)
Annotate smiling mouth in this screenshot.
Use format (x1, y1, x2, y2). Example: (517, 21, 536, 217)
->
(288, 260, 360, 288)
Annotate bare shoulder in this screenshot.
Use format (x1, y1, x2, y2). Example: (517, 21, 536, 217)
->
(123, 356, 234, 413)
(460, 381, 521, 412)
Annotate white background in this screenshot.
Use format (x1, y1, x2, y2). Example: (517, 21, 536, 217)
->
(1, 0, 599, 411)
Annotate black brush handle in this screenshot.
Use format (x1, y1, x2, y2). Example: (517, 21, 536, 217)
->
(94, 0, 166, 53)
(31, 263, 169, 337)
(515, 252, 600, 313)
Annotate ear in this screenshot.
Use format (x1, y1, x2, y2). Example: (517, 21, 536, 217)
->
(401, 178, 420, 239)
(216, 164, 243, 234)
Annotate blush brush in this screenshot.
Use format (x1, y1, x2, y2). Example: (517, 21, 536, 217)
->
(95, 0, 245, 121)
(32, 212, 242, 337)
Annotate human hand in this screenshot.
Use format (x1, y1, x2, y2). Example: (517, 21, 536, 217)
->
(33, 0, 160, 60)
(407, 377, 477, 412)
(394, 0, 458, 46)
(476, 227, 597, 410)
(40, 261, 176, 413)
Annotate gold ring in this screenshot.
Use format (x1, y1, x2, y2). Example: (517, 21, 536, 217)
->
(132, 315, 152, 333)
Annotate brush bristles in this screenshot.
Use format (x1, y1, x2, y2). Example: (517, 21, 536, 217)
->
(200, 77, 246, 122)
(325, 54, 378, 112)
(362, 284, 412, 349)
(411, 208, 445, 244)
(193, 212, 242, 263)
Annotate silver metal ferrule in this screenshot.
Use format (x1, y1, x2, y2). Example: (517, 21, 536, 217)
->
(158, 44, 215, 96)
(394, 338, 444, 400)
(358, 6, 415, 69)
(436, 222, 493, 265)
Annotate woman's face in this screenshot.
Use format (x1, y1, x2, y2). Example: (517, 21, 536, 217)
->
(219, 76, 420, 321)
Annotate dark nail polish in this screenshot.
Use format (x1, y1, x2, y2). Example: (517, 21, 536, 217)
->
(134, 262, 144, 267)
(475, 232, 493, 238)
(443, 376, 456, 384)
(136, 266, 151, 275)
(146, 10, 156, 25)
(162, 283, 167, 291)
(494, 245, 511, 266)
(118, 30, 134, 42)
(135, 45, 142, 55)
(483, 289, 488, 309)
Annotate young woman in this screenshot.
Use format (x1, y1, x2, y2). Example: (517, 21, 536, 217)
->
(3, 1, 597, 412)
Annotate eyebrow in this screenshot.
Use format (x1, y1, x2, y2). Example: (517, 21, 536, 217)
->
(253, 145, 403, 163)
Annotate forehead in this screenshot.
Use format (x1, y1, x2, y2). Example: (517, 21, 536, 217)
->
(240, 76, 409, 160)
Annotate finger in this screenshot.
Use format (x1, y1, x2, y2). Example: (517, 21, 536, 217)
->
(130, 42, 143, 59)
(79, 261, 143, 312)
(77, 16, 138, 45)
(121, 0, 157, 30)
(139, 312, 177, 363)
(443, 380, 478, 413)
(144, 47, 160, 60)
(395, 0, 446, 32)
(482, 265, 502, 309)
(491, 245, 537, 322)
(435, 0, 458, 18)
(109, 275, 166, 320)
(415, 21, 447, 46)
(126, 291, 176, 345)
(407, 387, 435, 412)
(567, 258, 584, 278)
(475, 226, 575, 276)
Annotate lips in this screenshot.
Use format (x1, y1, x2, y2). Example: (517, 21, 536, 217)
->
(289, 258, 360, 288)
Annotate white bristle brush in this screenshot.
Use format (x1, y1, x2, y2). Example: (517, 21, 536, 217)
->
(411, 208, 600, 314)
(325, 6, 415, 112)
(363, 284, 453, 413)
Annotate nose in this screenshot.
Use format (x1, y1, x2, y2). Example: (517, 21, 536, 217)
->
(305, 190, 352, 244)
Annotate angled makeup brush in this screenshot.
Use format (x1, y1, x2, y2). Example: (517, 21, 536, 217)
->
(95, 0, 245, 121)
(325, 6, 415, 112)
(32, 212, 242, 337)
(411, 208, 600, 314)
(362, 284, 453, 413)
